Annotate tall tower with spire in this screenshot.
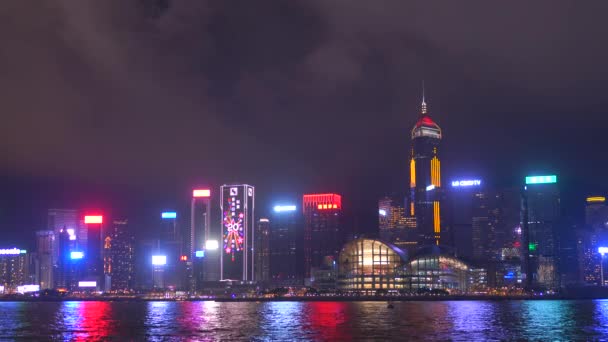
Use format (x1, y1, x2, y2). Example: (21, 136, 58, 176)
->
(409, 90, 443, 246)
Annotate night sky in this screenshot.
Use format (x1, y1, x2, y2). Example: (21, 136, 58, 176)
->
(1, 1, 607, 247)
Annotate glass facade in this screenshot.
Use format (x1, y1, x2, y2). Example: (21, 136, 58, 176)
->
(404, 255, 469, 292)
(337, 238, 472, 293)
(337, 239, 407, 290)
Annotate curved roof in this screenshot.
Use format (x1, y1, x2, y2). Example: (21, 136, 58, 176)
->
(340, 238, 408, 262)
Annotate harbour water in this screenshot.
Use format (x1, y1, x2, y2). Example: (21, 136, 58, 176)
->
(0, 300, 607, 340)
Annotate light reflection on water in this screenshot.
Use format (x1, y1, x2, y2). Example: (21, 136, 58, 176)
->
(0, 300, 606, 340)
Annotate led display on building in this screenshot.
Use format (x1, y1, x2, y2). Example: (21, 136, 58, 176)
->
(220, 184, 255, 281)
(451, 179, 482, 187)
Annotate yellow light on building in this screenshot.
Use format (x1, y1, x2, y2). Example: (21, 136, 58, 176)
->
(587, 196, 606, 203)
(430, 156, 441, 187)
(410, 159, 416, 188)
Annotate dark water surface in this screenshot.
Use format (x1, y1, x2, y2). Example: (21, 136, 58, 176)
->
(0, 300, 607, 341)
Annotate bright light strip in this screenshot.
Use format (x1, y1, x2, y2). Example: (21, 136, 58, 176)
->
(152, 255, 167, 265)
(379, 209, 387, 216)
(70, 251, 84, 260)
(426, 184, 436, 191)
(17, 285, 39, 293)
(84, 215, 103, 224)
(161, 212, 177, 219)
(0, 248, 21, 255)
(525, 175, 557, 185)
(259, 218, 269, 223)
(193, 189, 211, 198)
(599, 247, 608, 255)
(451, 180, 481, 187)
(67, 229, 77, 241)
(195, 250, 205, 258)
(205, 240, 219, 250)
(587, 196, 606, 203)
(78, 281, 97, 288)
(273, 205, 296, 212)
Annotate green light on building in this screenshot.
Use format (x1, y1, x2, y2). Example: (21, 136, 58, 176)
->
(528, 243, 537, 251)
(525, 175, 557, 185)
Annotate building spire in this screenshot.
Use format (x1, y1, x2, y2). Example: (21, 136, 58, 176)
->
(421, 80, 427, 115)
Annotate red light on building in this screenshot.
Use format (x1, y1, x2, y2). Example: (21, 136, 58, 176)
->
(84, 215, 103, 224)
(193, 189, 211, 198)
(180, 255, 188, 261)
(304, 194, 342, 211)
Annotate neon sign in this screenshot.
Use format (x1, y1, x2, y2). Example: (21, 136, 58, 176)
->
(599, 247, 608, 255)
(223, 209, 244, 260)
(161, 212, 177, 219)
(195, 251, 205, 258)
(193, 189, 211, 198)
(451, 180, 481, 187)
(84, 215, 103, 224)
(70, 251, 84, 260)
(0, 248, 21, 255)
(587, 196, 606, 203)
(273, 205, 296, 212)
(152, 255, 167, 265)
(78, 281, 97, 288)
(525, 175, 557, 185)
(206, 240, 219, 250)
(426, 184, 436, 191)
(317, 204, 338, 210)
(17, 285, 39, 293)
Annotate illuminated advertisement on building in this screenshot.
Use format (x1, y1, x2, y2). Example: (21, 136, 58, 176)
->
(220, 184, 254, 280)
(223, 186, 245, 261)
(451, 179, 482, 187)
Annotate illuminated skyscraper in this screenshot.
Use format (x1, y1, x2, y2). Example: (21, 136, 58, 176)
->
(522, 175, 560, 289)
(104, 219, 135, 291)
(190, 189, 215, 289)
(48, 209, 79, 239)
(409, 95, 442, 246)
(577, 196, 608, 285)
(254, 218, 270, 282)
(35, 230, 55, 290)
(191, 189, 211, 258)
(55, 229, 75, 289)
(84, 215, 104, 288)
(270, 204, 304, 285)
(378, 196, 417, 250)
(220, 184, 255, 281)
(160, 211, 184, 289)
(303, 194, 343, 279)
(0, 248, 29, 293)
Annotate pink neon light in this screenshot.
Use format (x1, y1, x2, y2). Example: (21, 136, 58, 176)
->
(193, 189, 211, 198)
(84, 215, 103, 224)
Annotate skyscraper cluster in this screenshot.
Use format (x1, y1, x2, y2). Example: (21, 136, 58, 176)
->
(1, 98, 606, 295)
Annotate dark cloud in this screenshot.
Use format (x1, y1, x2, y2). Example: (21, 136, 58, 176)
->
(1, 0, 607, 243)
